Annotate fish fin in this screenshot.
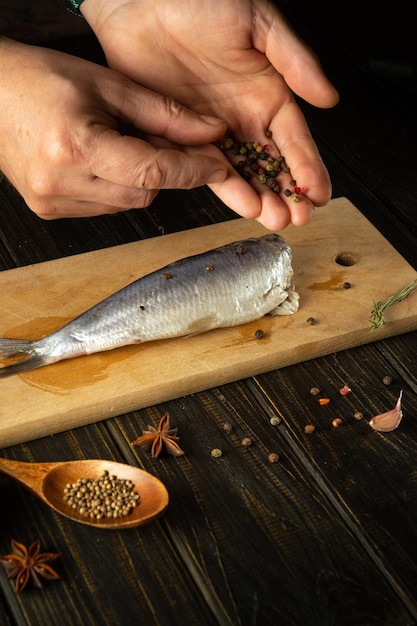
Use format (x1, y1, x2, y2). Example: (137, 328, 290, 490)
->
(0, 338, 46, 378)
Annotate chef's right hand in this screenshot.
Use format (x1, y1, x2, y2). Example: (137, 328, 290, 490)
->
(0, 38, 228, 219)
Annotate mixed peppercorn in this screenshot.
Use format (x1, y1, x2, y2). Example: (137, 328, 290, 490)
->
(218, 135, 302, 202)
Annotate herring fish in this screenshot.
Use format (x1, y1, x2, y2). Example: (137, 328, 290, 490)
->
(0, 234, 299, 377)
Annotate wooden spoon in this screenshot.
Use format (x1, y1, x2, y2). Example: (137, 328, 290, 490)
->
(0, 457, 168, 529)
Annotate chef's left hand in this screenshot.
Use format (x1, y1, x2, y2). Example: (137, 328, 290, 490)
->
(81, 0, 339, 231)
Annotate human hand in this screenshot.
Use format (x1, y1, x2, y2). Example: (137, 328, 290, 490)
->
(82, 0, 339, 230)
(0, 38, 227, 219)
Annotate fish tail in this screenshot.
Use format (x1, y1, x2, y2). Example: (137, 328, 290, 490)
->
(0, 338, 47, 377)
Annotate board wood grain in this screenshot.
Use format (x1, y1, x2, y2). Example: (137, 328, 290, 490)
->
(1, 197, 416, 446)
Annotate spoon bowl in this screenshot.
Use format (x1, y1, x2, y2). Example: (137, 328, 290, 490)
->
(0, 457, 168, 529)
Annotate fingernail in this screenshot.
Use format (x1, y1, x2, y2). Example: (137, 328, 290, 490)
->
(200, 115, 227, 127)
(207, 169, 227, 184)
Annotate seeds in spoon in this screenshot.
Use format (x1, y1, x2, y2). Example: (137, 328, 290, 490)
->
(63, 470, 139, 519)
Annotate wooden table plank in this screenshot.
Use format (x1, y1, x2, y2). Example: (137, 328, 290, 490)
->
(248, 340, 417, 617)
(1, 387, 415, 625)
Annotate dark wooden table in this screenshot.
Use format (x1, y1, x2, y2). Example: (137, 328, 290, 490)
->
(1, 3, 417, 625)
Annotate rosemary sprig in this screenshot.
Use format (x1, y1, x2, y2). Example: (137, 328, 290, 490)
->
(370, 278, 417, 330)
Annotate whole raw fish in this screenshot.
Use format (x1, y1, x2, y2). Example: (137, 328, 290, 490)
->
(0, 234, 298, 377)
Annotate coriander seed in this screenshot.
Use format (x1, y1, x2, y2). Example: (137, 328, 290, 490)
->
(211, 448, 223, 458)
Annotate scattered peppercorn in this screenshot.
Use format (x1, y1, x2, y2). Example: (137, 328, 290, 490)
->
(343, 282, 352, 289)
(318, 398, 331, 406)
(304, 424, 316, 434)
(268, 452, 280, 463)
(332, 418, 342, 428)
(222, 422, 233, 433)
(211, 448, 223, 458)
(310, 387, 320, 396)
(269, 415, 281, 426)
(254, 329, 264, 339)
(162, 273, 172, 280)
(382, 375, 392, 386)
(353, 411, 363, 420)
(241, 437, 252, 447)
(205, 264, 214, 271)
(306, 317, 316, 325)
(339, 385, 351, 396)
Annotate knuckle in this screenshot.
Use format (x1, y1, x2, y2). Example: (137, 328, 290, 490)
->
(134, 157, 165, 190)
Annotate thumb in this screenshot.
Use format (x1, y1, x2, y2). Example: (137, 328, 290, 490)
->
(91, 128, 228, 190)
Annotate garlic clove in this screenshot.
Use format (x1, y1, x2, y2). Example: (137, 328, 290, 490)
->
(369, 390, 403, 432)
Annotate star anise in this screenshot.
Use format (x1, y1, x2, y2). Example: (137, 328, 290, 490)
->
(0, 539, 60, 593)
(131, 412, 185, 458)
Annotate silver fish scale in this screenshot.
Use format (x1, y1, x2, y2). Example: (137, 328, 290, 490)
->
(0, 234, 298, 374)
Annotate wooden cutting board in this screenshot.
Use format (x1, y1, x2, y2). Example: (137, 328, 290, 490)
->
(1, 197, 416, 447)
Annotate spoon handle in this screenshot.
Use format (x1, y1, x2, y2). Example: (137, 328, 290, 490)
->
(0, 457, 53, 504)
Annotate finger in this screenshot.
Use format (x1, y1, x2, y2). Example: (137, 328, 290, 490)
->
(91, 128, 227, 190)
(256, 6, 339, 108)
(268, 101, 332, 207)
(105, 75, 228, 144)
